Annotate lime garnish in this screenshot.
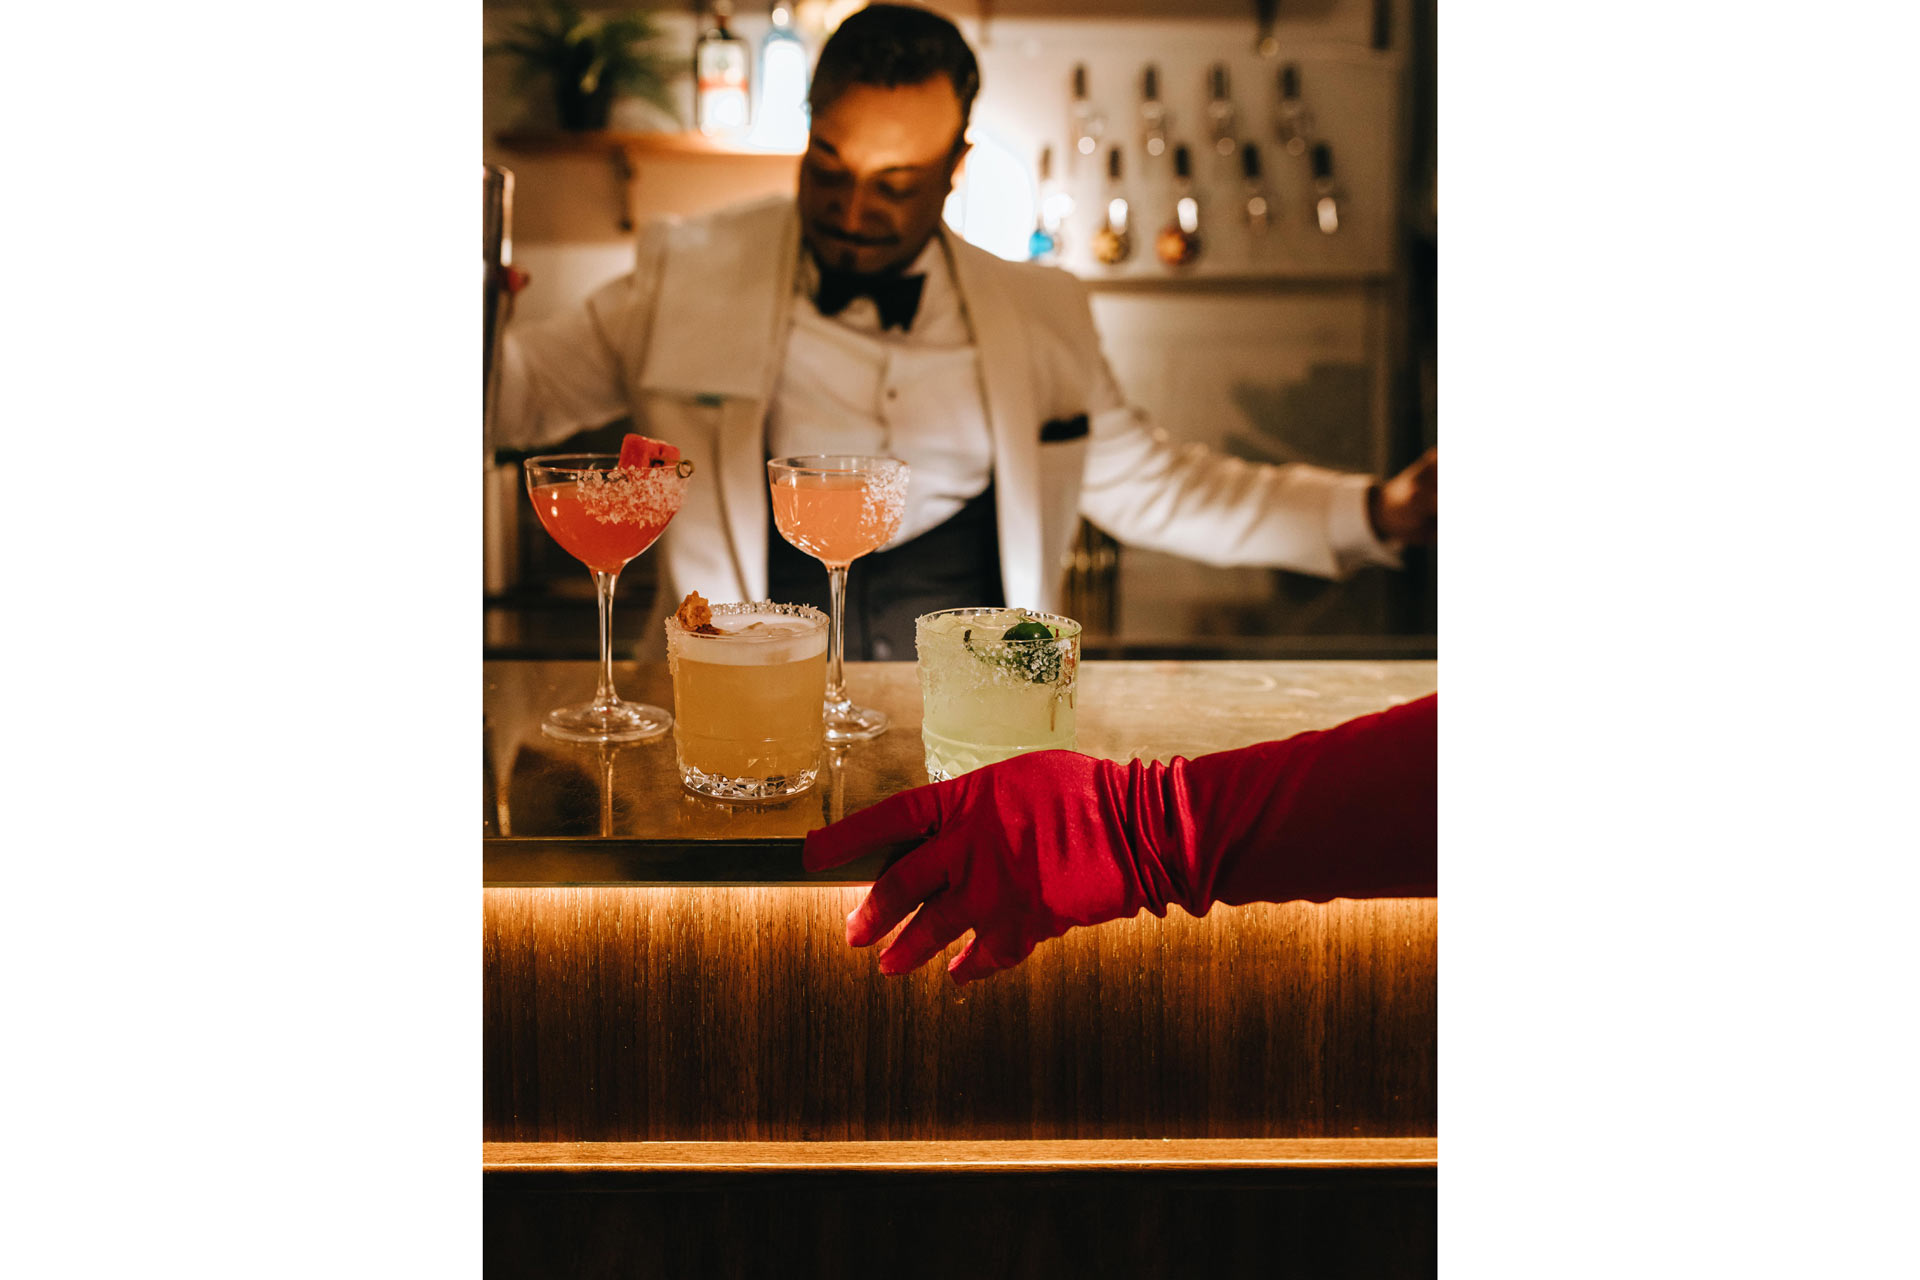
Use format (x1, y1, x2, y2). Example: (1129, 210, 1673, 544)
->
(963, 614, 1064, 684)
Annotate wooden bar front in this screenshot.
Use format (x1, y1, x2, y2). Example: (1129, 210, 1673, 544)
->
(483, 660, 1438, 1276)
(485, 888, 1435, 1142)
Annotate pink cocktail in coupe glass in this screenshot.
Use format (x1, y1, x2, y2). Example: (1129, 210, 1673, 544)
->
(524, 449, 693, 743)
(767, 454, 909, 743)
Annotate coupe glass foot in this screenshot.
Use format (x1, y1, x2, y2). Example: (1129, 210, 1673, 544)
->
(824, 704, 889, 744)
(540, 699, 673, 744)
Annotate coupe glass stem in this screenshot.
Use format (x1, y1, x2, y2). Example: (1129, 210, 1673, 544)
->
(592, 568, 621, 712)
(824, 562, 852, 720)
(597, 744, 615, 837)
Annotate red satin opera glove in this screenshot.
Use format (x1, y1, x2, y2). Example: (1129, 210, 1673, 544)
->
(802, 693, 1437, 984)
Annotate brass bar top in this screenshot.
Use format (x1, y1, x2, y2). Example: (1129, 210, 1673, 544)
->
(484, 659, 1437, 885)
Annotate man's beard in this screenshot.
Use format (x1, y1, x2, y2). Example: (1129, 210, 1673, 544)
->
(807, 225, 926, 278)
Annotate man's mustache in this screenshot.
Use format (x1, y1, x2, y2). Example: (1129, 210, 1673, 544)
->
(812, 222, 901, 248)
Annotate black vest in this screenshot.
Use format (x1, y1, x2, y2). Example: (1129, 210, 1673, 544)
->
(766, 481, 1004, 661)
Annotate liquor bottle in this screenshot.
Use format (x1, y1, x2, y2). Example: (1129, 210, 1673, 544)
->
(1206, 64, 1238, 157)
(1311, 142, 1342, 235)
(1155, 144, 1201, 267)
(1070, 64, 1104, 159)
(1139, 65, 1168, 159)
(695, 1, 752, 140)
(749, 1, 809, 151)
(1091, 148, 1132, 265)
(1028, 146, 1061, 264)
(1039, 141, 1075, 243)
(1275, 63, 1313, 157)
(1241, 143, 1272, 236)
(1254, 0, 1279, 58)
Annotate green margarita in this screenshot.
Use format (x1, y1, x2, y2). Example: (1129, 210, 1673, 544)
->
(915, 607, 1083, 781)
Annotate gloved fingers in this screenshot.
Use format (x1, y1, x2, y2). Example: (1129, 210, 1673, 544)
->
(875, 893, 972, 977)
(803, 783, 948, 871)
(845, 835, 954, 948)
(947, 927, 1040, 986)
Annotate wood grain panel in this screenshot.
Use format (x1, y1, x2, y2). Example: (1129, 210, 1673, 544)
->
(483, 887, 1435, 1142)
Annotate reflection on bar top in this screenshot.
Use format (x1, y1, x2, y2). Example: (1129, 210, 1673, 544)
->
(484, 659, 1436, 844)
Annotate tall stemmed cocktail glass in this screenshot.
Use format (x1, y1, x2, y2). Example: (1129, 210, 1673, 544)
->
(524, 452, 692, 742)
(767, 454, 909, 743)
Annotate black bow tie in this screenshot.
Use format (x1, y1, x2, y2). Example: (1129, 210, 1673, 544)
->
(814, 267, 927, 333)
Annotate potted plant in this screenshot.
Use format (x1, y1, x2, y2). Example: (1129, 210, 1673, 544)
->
(488, 1, 679, 133)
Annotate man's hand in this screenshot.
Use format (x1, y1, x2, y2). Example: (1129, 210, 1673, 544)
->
(486, 264, 532, 296)
(1368, 447, 1437, 547)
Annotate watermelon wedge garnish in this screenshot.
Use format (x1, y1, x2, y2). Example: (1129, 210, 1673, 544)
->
(618, 434, 682, 469)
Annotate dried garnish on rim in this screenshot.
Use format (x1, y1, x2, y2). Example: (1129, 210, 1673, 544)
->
(674, 591, 723, 635)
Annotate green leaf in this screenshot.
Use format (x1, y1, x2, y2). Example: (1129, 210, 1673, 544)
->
(488, 1, 675, 117)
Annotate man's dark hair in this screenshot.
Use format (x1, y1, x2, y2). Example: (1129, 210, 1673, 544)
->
(808, 4, 981, 140)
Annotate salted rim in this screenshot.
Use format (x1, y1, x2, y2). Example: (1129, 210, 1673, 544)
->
(916, 607, 1084, 646)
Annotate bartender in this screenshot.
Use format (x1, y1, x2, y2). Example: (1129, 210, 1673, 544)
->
(495, 3, 1437, 658)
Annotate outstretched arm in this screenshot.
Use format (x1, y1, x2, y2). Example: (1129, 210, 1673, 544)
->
(491, 223, 672, 452)
(1043, 276, 1433, 579)
(803, 694, 1436, 984)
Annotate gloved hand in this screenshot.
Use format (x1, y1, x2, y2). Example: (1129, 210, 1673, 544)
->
(802, 693, 1436, 984)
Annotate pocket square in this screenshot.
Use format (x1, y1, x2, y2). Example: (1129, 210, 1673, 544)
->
(1040, 413, 1090, 443)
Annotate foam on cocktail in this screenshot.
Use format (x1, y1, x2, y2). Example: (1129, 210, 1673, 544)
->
(670, 611, 828, 666)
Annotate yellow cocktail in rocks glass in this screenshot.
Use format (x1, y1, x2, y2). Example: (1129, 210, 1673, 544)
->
(666, 601, 829, 800)
(915, 608, 1082, 781)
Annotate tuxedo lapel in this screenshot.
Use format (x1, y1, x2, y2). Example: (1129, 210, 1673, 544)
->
(640, 199, 797, 399)
(943, 229, 1043, 610)
(639, 198, 798, 602)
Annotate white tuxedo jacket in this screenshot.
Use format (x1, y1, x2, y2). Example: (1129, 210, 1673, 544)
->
(497, 197, 1390, 614)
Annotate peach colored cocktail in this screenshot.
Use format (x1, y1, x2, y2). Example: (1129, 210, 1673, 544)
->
(767, 471, 899, 565)
(766, 455, 909, 744)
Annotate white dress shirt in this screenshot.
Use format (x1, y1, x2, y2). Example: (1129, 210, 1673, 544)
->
(766, 238, 994, 549)
(497, 198, 1407, 614)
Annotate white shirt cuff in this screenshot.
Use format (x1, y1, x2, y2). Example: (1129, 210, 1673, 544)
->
(1325, 471, 1404, 573)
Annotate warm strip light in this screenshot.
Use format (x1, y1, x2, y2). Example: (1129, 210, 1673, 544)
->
(482, 1137, 1440, 1172)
